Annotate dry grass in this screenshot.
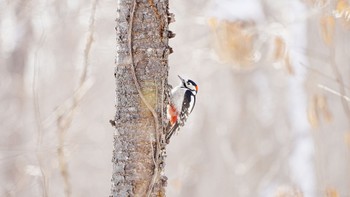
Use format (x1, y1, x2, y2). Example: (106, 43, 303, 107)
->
(274, 186, 304, 197)
(208, 18, 257, 70)
(307, 94, 333, 128)
(325, 187, 340, 197)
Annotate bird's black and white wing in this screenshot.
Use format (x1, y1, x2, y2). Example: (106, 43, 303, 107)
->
(166, 90, 196, 143)
(178, 90, 196, 126)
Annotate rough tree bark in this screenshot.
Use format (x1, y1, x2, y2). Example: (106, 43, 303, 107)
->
(111, 0, 173, 196)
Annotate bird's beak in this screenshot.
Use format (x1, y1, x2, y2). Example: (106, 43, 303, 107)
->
(195, 85, 198, 92)
(178, 75, 185, 83)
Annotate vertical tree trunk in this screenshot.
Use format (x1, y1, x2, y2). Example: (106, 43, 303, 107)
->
(111, 0, 172, 196)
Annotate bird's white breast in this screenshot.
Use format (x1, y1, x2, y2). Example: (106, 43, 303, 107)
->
(170, 86, 187, 112)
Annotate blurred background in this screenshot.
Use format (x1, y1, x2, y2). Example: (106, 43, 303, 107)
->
(1, 0, 350, 196)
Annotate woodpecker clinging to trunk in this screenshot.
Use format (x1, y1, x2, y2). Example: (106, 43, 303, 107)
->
(166, 75, 198, 143)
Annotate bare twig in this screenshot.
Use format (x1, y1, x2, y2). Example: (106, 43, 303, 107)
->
(127, 1, 161, 196)
(33, 34, 44, 146)
(81, 0, 98, 87)
(42, 79, 93, 128)
(56, 1, 98, 196)
(32, 29, 49, 197)
(301, 62, 350, 91)
(329, 47, 350, 122)
(300, 62, 337, 82)
(318, 84, 350, 102)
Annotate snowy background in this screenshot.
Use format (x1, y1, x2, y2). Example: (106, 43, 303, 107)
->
(1, 0, 350, 196)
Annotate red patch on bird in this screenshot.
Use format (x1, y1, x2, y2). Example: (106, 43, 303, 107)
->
(167, 104, 178, 125)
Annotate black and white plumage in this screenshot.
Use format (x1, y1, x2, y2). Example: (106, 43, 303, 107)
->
(166, 75, 198, 143)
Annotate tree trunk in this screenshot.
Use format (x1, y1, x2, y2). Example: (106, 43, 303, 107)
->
(111, 0, 172, 196)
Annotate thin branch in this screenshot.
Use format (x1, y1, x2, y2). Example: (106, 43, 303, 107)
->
(33, 36, 44, 146)
(56, 1, 98, 196)
(81, 0, 98, 87)
(32, 28, 49, 197)
(41, 79, 93, 129)
(127, 0, 161, 196)
(318, 84, 350, 102)
(329, 47, 350, 122)
(300, 62, 350, 91)
(300, 62, 337, 82)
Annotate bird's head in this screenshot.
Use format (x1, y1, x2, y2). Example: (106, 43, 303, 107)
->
(178, 75, 198, 94)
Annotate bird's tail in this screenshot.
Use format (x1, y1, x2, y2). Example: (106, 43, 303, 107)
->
(165, 122, 179, 144)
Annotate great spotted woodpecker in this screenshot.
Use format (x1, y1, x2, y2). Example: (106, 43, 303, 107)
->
(166, 75, 198, 143)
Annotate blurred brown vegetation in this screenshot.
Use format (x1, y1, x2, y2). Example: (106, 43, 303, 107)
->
(1, 0, 350, 197)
